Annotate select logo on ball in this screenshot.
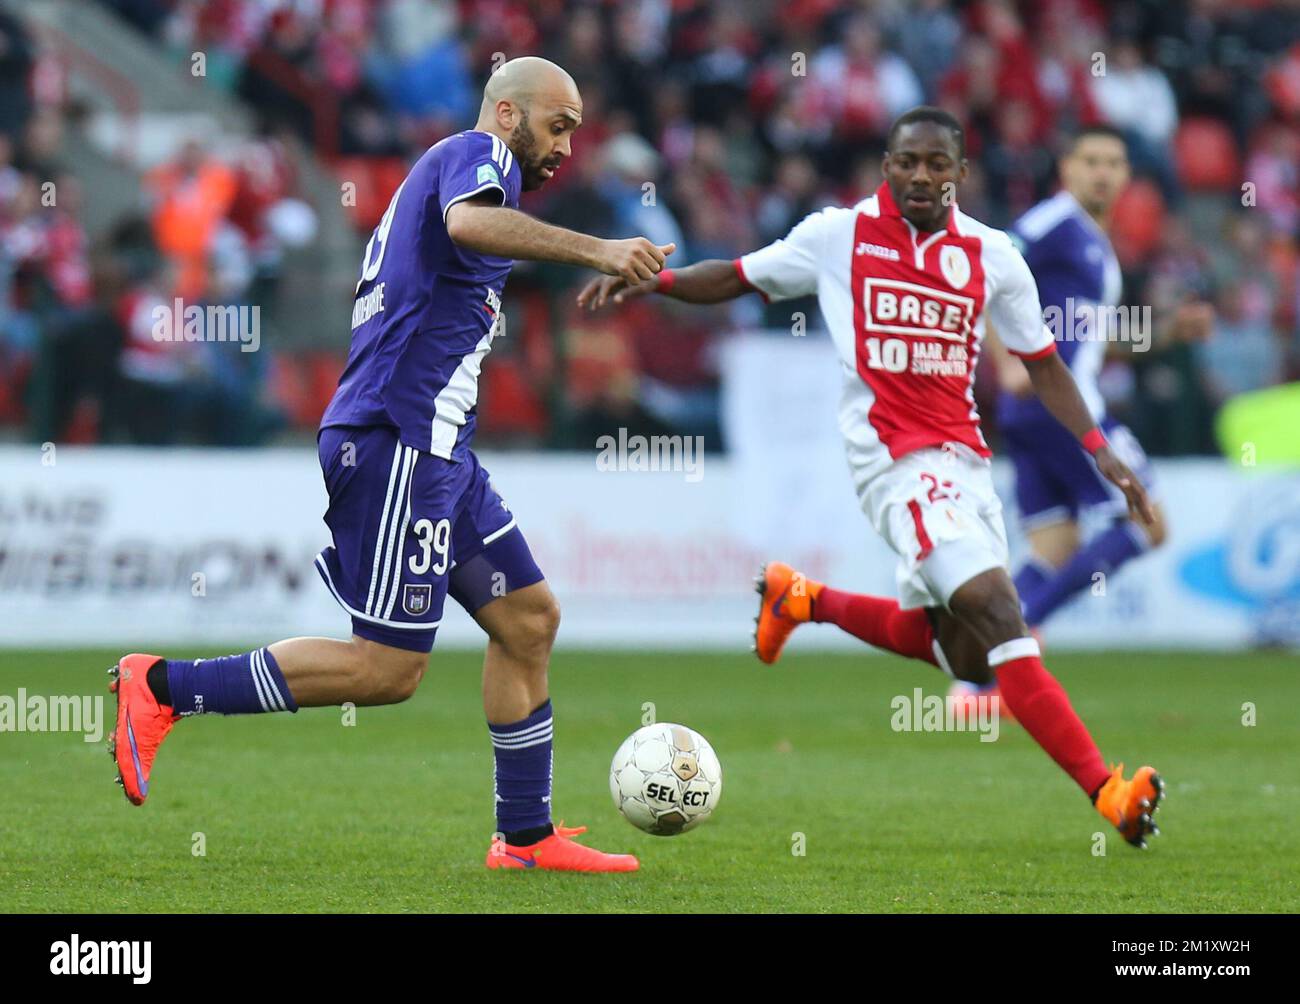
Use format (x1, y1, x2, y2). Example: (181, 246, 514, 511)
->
(645, 781, 711, 807)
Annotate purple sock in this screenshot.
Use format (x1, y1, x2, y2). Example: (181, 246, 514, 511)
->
(1021, 523, 1147, 628)
(166, 647, 298, 716)
(488, 700, 553, 835)
(1013, 556, 1053, 611)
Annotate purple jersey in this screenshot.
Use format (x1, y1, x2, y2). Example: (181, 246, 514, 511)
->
(997, 191, 1122, 431)
(321, 129, 522, 459)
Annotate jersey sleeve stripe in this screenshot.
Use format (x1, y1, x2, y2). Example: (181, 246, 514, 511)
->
(1015, 191, 1074, 241)
(1008, 341, 1058, 361)
(733, 257, 770, 303)
(442, 182, 507, 222)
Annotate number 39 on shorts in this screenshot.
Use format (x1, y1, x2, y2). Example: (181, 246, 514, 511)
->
(410, 518, 451, 575)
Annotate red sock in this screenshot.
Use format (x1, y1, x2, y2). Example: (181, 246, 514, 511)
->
(812, 588, 937, 665)
(991, 640, 1110, 796)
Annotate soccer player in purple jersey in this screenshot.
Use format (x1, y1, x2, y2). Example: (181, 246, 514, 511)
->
(107, 57, 674, 873)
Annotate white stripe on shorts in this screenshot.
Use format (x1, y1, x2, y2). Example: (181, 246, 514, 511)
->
(365, 441, 405, 616)
(372, 446, 415, 616)
(482, 517, 517, 547)
(381, 451, 418, 620)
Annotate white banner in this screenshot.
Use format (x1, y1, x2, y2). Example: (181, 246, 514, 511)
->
(0, 438, 1295, 651)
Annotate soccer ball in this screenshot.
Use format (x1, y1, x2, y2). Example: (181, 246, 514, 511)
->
(609, 723, 722, 836)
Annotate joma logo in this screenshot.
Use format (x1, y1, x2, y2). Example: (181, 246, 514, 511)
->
(856, 241, 900, 261)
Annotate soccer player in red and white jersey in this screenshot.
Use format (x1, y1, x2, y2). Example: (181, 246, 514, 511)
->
(579, 107, 1164, 849)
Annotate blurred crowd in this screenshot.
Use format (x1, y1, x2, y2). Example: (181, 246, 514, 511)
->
(0, 5, 318, 444)
(4, 0, 1300, 453)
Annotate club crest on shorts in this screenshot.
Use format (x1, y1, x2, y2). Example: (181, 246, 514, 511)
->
(940, 245, 971, 290)
(402, 584, 433, 616)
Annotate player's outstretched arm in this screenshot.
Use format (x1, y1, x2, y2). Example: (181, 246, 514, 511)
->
(576, 259, 749, 310)
(446, 199, 675, 284)
(1023, 351, 1155, 525)
(580, 208, 830, 310)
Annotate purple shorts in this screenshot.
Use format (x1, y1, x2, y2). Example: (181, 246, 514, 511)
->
(314, 425, 544, 652)
(1001, 416, 1156, 529)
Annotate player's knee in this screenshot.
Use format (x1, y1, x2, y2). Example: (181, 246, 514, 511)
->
(950, 580, 1026, 648)
(979, 593, 1025, 644)
(495, 590, 560, 660)
(352, 639, 425, 704)
(378, 654, 425, 703)
(540, 593, 561, 645)
(521, 592, 561, 655)
(931, 613, 993, 684)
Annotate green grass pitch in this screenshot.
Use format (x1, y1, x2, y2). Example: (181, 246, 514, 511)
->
(1, 648, 1296, 913)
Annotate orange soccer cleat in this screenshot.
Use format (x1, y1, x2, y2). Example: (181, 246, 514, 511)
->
(485, 822, 639, 873)
(107, 653, 179, 806)
(752, 561, 821, 665)
(1094, 763, 1165, 849)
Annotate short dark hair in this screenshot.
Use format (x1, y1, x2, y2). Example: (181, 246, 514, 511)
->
(1069, 124, 1128, 153)
(887, 106, 966, 159)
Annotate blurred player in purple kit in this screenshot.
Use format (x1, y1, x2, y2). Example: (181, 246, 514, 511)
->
(106, 57, 675, 873)
(950, 125, 1210, 714)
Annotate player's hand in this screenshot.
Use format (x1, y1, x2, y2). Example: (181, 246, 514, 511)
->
(1094, 445, 1155, 526)
(576, 274, 625, 310)
(595, 238, 676, 284)
(576, 274, 658, 310)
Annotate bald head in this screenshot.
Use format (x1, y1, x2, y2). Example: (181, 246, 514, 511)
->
(476, 56, 583, 191)
(481, 57, 577, 115)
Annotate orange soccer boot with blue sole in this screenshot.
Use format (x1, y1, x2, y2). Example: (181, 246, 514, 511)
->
(107, 653, 178, 806)
(485, 822, 639, 873)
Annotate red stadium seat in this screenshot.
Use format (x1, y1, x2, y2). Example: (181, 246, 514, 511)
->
(268, 351, 346, 428)
(304, 351, 347, 426)
(1109, 179, 1165, 265)
(334, 157, 409, 232)
(0, 357, 29, 423)
(480, 358, 549, 440)
(1173, 117, 1241, 191)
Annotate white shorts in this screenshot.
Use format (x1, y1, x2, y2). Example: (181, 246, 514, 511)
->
(850, 444, 1010, 610)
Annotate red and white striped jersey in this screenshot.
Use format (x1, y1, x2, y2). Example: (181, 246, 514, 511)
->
(736, 181, 1056, 484)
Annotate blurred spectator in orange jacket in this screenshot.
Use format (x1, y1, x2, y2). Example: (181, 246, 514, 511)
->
(146, 138, 237, 300)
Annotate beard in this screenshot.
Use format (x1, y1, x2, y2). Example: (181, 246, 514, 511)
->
(510, 110, 557, 191)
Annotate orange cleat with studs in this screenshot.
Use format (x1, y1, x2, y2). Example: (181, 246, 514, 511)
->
(1094, 763, 1165, 849)
(751, 561, 822, 665)
(107, 653, 179, 806)
(485, 822, 639, 872)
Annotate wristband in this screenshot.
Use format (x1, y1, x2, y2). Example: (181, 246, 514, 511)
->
(656, 268, 675, 294)
(1081, 427, 1108, 454)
